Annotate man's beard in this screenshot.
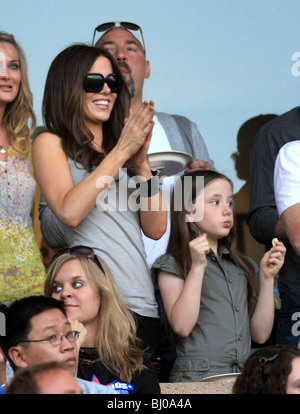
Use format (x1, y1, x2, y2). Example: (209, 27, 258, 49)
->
(118, 62, 135, 98)
(127, 76, 136, 98)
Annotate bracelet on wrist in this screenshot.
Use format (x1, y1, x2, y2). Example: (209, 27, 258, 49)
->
(136, 174, 160, 198)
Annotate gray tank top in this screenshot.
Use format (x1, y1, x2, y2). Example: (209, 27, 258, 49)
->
(56, 159, 158, 318)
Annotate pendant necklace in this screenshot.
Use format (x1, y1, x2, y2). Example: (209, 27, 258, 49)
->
(0, 146, 7, 154)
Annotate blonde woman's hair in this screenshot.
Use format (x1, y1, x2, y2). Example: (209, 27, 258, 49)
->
(45, 254, 145, 382)
(0, 32, 36, 158)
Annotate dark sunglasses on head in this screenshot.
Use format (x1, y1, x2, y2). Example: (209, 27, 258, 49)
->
(92, 21, 146, 56)
(83, 73, 121, 94)
(49, 245, 105, 274)
(258, 353, 279, 367)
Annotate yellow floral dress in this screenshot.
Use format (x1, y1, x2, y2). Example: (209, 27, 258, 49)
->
(0, 147, 46, 302)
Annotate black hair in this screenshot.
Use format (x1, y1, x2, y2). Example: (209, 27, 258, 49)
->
(0, 296, 66, 368)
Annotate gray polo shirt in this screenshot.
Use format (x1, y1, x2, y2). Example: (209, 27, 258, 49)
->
(152, 246, 257, 382)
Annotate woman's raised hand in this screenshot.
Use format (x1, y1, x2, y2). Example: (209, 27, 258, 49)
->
(116, 100, 155, 169)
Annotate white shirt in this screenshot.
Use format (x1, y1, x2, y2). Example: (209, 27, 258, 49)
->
(143, 115, 176, 267)
(274, 140, 300, 216)
(148, 114, 171, 154)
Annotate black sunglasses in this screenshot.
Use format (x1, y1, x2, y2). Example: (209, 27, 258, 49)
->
(83, 73, 121, 94)
(49, 246, 105, 274)
(92, 21, 146, 56)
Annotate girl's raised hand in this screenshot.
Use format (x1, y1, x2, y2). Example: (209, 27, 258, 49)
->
(189, 233, 210, 268)
(260, 240, 286, 279)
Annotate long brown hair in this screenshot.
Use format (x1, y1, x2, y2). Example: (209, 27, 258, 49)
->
(0, 32, 36, 158)
(42, 44, 133, 173)
(167, 169, 257, 316)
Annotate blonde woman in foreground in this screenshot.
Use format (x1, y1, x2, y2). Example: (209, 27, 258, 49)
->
(45, 246, 160, 394)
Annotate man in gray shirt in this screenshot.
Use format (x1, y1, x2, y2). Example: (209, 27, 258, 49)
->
(94, 21, 213, 266)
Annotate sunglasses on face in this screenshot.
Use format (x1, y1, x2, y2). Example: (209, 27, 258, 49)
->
(49, 245, 105, 274)
(83, 73, 121, 94)
(92, 21, 146, 56)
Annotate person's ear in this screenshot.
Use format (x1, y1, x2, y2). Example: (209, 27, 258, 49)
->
(185, 210, 196, 223)
(145, 60, 151, 79)
(8, 346, 28, 369)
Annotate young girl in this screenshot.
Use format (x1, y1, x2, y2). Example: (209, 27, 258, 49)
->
(45, 246, 160, 394)
(152, 169, 286, 382)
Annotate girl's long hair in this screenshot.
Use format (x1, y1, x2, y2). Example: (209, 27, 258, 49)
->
(0, 32, 36, 158)
(42, 44, 133, 173)
(44, 254, 144, 382)
(167, 169, 257, 316)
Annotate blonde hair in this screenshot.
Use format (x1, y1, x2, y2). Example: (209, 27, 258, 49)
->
(45, 254, 144, 382)
(0, 32, 36, 158)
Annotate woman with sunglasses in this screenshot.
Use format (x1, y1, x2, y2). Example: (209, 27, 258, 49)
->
(0, 32, 46, 302)
(32, 44, 167, 360)
(233, 345, 300, 394)
(44, 247, 160, 394)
